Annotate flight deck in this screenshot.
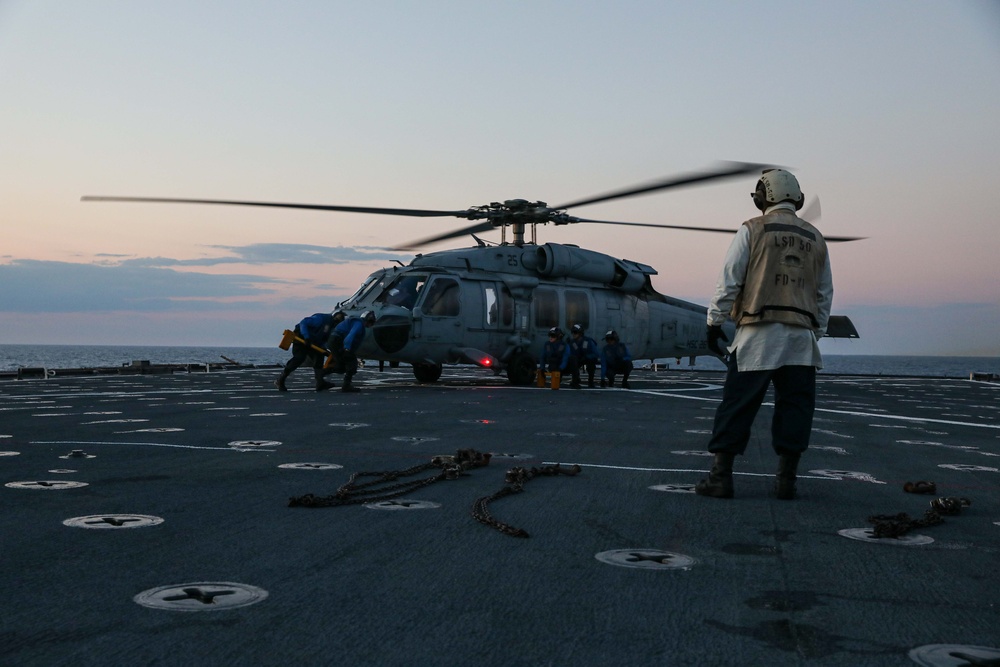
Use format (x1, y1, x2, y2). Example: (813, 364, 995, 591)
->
(2, 366, 999, 666)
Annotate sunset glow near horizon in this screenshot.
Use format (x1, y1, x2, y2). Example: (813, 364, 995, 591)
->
(2, 2, 999, 356)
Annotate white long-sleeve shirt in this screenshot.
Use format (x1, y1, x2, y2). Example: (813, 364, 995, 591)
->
(707, 203, 834, 372)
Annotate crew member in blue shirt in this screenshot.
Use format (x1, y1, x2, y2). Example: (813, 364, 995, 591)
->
(569, 324, 599, 388)
(328, 311, 377, 392)
(276, 311, 345, 392)
(538, 327, 571, 388)
(600, 330, 633, 389)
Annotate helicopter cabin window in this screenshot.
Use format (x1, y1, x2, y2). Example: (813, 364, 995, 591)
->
(533, 288, 558, 329)
(499, 286, 513, 327)
(421, 277, 460, 317)
(484, 284, 514, 328)
(377, 274, 427, 310)
(565, 290, 590, 331)
(484, 286, 498, 326)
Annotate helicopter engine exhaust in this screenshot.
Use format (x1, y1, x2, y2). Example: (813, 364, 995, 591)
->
(530, 243, 652, 293)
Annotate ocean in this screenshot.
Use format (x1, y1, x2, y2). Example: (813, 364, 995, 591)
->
(0, 344, 996, 379)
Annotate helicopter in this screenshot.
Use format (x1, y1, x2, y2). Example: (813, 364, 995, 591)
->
(84, 162, 861, 385)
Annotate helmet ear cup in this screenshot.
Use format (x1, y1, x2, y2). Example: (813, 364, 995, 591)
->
(751, 180, 767, 211)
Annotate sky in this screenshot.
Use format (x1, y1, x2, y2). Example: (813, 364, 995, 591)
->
(1, 1, 999, 355)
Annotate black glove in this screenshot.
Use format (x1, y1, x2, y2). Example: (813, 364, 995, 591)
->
(707, 325, 730, 356)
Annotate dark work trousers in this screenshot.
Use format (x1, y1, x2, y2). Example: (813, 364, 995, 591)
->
(606, 360, 633, 384)
(572, 359, 596, 386)
(282, 327, 325, 382)
(707, 349, 816, 456)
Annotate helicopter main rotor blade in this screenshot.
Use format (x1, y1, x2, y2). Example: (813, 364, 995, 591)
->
(552, 161, 770, 211)
(81, 196, 474, 219)
(393, 221, 497, 250)
(800, 196, 821, 223)
(574, 217, 864, 242)
(572, 217, 740, 234)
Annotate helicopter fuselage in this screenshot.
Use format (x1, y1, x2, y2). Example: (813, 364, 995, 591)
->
(337, 242, 723, 384)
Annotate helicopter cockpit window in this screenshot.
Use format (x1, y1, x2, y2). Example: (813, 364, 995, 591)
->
(341, 273, 381, 307)
(420, 277, 460, 317)
(566, 290, 590, 331)
(533, 288, 558, 329)
(377, 274, 427, 310)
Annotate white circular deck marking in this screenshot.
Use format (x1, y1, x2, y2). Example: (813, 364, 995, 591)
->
(0, 451, 20, 457)
(278, 463, 343, 470)
(130, 428, 185, 433)
(838, 528, 933, 546)
(391, 436, 439, 444)
(134, 582, 268, 612)
(809, 469, 885, 484)
(249, 413, 286, 417)
(228, 440, 281, 449)
(5, 480, 89, 490)
(0, 435, 12, 438)
(683, 430, 712, 435)
(938, 464, 999, 472)
(365, 499, 441, 510)
(490, 452, 534, 460)
(908, 643, 1000, 666)
(670, 450, 713, 457)
(64, 514, 164, 529)
(650, 484, 696, 494)
(59, 450, 96, 459)
(595, 549, 696, 570)
(48, 469, 77, 473)
(534, 432, 577, 438)
(329, 423, 370, 430)
(812, 446, 849, 455)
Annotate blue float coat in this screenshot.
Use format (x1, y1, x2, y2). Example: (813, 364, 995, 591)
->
(570, 335, 600, 362)
(600, 342, 632, 379)
(333, 317, 366, 352)
(539, 339, 571, 371)
(298, 313, 337, 345)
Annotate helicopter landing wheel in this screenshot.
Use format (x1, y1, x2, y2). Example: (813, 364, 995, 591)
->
(412, 362, 442, 383)
(506, 351, 536, 386)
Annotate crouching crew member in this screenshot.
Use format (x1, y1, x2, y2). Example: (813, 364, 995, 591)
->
(538, 327, 571, 389)
(276, 311, 345, 392)
(695, 169, 833, 501)
(569, 324, 599, 388)
(600, 330, 633, 389)
(328, 310, 377, 393)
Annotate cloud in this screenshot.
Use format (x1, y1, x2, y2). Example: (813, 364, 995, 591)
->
(120, 243, 411, 267)
(0, 243, 408, 314)
(0, 259, 285, 312)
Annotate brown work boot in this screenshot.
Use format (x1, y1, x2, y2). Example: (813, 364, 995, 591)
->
(695, 453, 735, 498)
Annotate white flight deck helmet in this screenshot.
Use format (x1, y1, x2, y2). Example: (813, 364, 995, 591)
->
(751, 169, 804, 212)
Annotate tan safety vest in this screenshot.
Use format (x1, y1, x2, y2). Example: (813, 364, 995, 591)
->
(730, 210, 828, 330)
